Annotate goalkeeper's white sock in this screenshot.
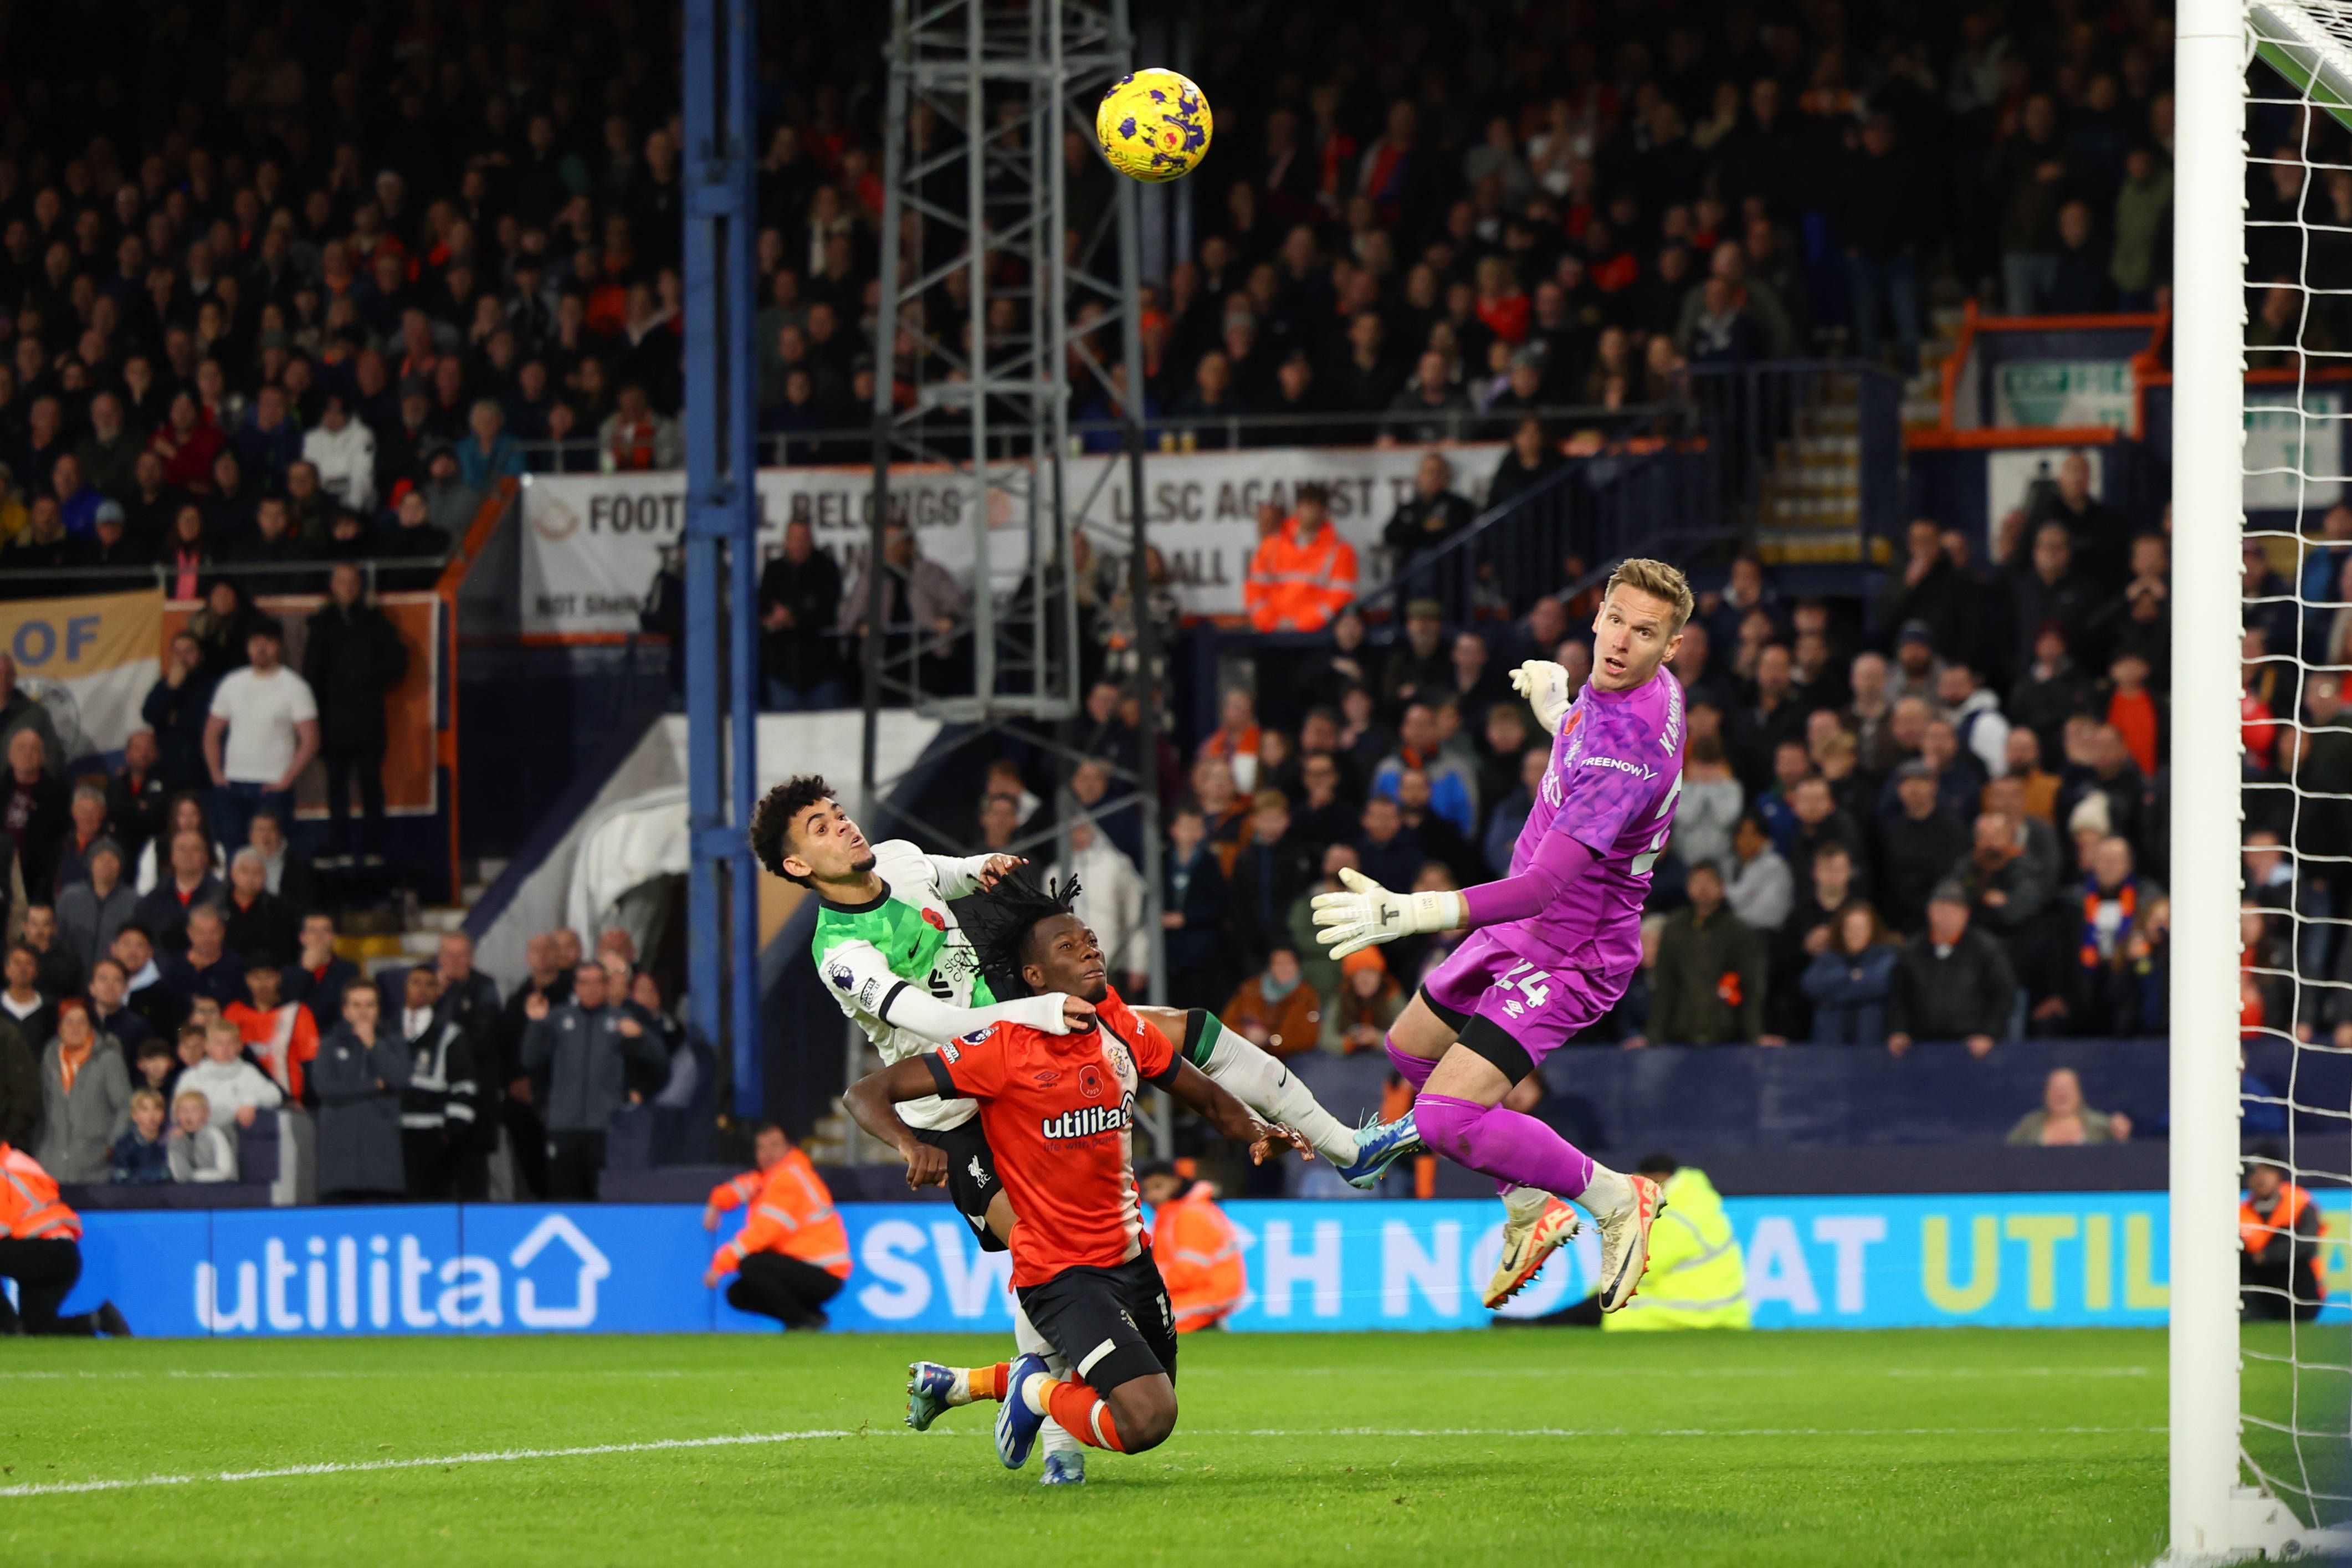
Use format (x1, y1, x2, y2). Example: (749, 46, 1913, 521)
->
(1038, 1350, 1082, 1460)
(1577, 1162, 1634, 1219)
(1198, 1016, 1357, 1165)
(1502, 1183, 1554, 1226)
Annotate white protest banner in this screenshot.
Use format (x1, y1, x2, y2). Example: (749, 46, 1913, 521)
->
(515, 442, 1506, 638)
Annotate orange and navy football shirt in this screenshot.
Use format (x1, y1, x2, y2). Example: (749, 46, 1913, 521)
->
(921, 986, 1181, 1288)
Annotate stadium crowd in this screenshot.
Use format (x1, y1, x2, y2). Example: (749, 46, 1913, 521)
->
(0, 0, 2186, 590)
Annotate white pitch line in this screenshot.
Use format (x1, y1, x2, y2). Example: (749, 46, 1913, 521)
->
(2, 1422, 2165, 1499)
(0, 1429, 854, 1500)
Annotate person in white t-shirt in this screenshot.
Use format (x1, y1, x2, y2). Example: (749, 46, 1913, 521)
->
(202, 616, 319, 853)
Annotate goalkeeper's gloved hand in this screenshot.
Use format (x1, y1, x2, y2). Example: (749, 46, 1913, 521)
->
(1310, 867, 1465, 960)
(1510, 659, 1573, 734)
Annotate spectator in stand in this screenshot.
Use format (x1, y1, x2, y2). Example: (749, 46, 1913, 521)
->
(1728, 643, 1807, 797)
(0, 1007, 29, 1149)
(219, 849, 296, 967)
(1887, 883, 2017, 1057)
(1197, 688, 1264, 794)
(104, 731, 167, 867)
(1650, 863, 1769, 1047)
(19, 905, 80, 1000)
(1244, 483, 1357, 633)
(520, 960, 667, 1200)
(109, 1089, 171, 1185)
(282, 911, 359, 1027)
(1990, 94, 2092, 315)
(1044, 818, 1150, 995)
(1162, 802, 1231, 1006)
(1222, 946, 1321, 1057)
(1841, 115, 1925, 375)
(1226, 788, 1316, 969)
(1373, 703, 1477, 838)
(305, 564, 409, 865)
(1724, 814, 1794, 933)
(303, 394, 377, 516)
(202, 615, 319, 853)
(1785, 774, 1869, 896)
(1382, 453, 1475, 599)
(2009, 622, 2098, 764)
(1877, 761, 1971, 935)
(1, 944, 53, 1074)
(132, 793, 220, 895)
(1353, 793, 1422, 894)
(1384, 348, 1473, 444)
(1802, 904, 1902, 1047)
(158, 905, 247, 1011)
(226, 957, 317, 1103)
(2007, 1066, 2133, 1146)
(1483, 745, 1549, 878)
(142, 633, 217, 793)
(0, 730, 67, 897)
(313, 978, 409, 1205)
(757, 519, 844, 710)
(35, 999, 130, 1183)
(81, 959, 148, 1068)
(458, 401, 526, 489)
(134, 830, 224, 955)
(2038, 833, 2165, 1037)
(396, 966, 479, 1202)
(245, 810, 315, 913)
(1321, 946, 1403, 1055)
(2006, 525, 2101, 680)
(602, 382, 683, 471)
(110, 925, 185, 1045)
(1938, 664, 2011, 783)
(1381, 602, 1452, 715)
(49, 785, 110, 896)
(177, 1016, 284, 1133)
(166, 1089, 237, 1183)
(0, 658, 60, 783)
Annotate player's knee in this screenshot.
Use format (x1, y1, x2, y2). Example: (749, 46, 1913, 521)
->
(1106, 1382, 1177, 1451)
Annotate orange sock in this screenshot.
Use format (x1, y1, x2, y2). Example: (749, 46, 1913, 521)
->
(965, 1362, 1008, 1402)
(1042, 1376, 1127, 1452)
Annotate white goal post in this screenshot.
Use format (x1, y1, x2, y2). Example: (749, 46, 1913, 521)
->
(2176, 0, 2352, 1557)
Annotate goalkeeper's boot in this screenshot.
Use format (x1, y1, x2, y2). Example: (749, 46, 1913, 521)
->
(995, 1352, 1048, 1469)
(905, 1361, 959, 1432)
(1338, 1110, 1423, 1190)
(1041, 1451, 1087, 1486)
(1482, 1196, 1581, 1308)
(1593, 1175, 1667, 1313)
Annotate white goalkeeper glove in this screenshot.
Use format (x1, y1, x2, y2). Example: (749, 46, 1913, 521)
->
(1510, 659, 1573, 734)
(1311, 867, 1465, 960)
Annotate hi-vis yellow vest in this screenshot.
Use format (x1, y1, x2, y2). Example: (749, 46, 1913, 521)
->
(1602, 1167, 1750, 1331)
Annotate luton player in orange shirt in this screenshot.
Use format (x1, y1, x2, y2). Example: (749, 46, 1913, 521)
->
(844, 872, 1306, 1476)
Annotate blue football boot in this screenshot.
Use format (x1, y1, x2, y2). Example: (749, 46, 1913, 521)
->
(1337, 1109, 1423, 1189)
(995, 1352, 1048, 1469)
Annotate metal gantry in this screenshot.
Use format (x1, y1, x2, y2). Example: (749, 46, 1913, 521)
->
(860, 0, 1168, 1150)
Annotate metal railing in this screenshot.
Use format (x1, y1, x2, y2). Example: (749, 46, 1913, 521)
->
(0, 554, 455, 601)
(509, 398, 1674, 473)
(1683, 360, 1906, 549)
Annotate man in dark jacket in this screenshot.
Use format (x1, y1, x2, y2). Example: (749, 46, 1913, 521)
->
(1875, 520, 1981, 667)
(1885, 885, 2017, 1054)
(1226, 790, 1317, 969)
(1381, 454, 1476, 604)
(1649, 864, 1769, 1046)
(305, 563, 411, 865)
(312, 977, 411, 1202)
(139, 633, 217, 792)
(1877, 761, 1972, 934)
(495, 932, 573, 1200)
(519, 961, 667, 1199)
(0, 1012, 36, 1147)
(282, 912, 360, 1028)
(756, 519, 844, 710)
(104, 729, 169, 866)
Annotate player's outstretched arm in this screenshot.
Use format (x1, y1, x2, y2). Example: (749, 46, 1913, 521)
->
(928, 851, 1028, 897)
(879, 982, 1094, 1044)
(1312, 833, 1601, 959)
(843, 1058, 954, 1191)
(1163, 1059, 1311, 1166)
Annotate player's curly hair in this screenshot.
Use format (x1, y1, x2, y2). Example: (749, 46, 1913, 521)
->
(749, 775, 834, 885)
(963, 867, 1083, 999)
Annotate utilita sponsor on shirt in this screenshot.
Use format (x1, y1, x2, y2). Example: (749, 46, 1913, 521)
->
(1040, 1094, 1136, 1141)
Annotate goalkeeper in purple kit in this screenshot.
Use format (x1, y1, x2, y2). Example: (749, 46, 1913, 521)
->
(1313, 558, 1693, 1313)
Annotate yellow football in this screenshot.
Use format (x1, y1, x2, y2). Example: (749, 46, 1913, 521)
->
(1096, 69, 1213, 183)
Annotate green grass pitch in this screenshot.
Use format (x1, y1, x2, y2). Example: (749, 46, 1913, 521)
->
(0, 1328, 2177, 1565)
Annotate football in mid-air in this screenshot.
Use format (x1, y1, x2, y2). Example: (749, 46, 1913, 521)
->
(1096, 69, 1212, 182)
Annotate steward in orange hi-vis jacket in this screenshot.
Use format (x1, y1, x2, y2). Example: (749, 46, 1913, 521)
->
(1138, 1162, 1246, 1332)
(702, 1123, 852, 1332)
(1244, 488, 1359, 632)
(0, 1141, 129, 1336)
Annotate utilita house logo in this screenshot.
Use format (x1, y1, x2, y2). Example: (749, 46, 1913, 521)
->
(193, 1216, 613, 1334)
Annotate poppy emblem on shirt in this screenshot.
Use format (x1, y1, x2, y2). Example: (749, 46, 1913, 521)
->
(921, 908, 947, 931)
(1079, 1064, 1104, 1100)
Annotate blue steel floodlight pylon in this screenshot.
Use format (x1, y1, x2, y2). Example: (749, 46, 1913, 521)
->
(680, 0, 763, 1118)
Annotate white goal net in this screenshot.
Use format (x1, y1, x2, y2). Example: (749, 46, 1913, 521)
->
(2179, 0, 2352, 1553)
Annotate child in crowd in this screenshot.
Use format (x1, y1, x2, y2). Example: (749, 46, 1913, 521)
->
(167, 1090, 237, 1183)
(177, 1018, 285, 1130)
(110, 1088, 173, 1183)
(140, 1034, 187, 1101)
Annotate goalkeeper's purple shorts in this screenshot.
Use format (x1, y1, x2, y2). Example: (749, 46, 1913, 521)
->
(1418, 928, 1620, 1073)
